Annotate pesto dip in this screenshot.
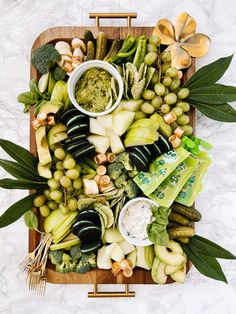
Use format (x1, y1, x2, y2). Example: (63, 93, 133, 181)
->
(75, 67, 113, 113)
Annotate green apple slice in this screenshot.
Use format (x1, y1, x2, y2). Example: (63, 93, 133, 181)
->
(124, 137, 154, 147)
(130, 118, 159, 130)
(120, 99, 143, 112)
(126, 127, 158, 141)
(87, 135, 110, 154)
(113, 111, 135, 136)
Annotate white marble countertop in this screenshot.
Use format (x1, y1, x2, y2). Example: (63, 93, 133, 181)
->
(1, 0, 236, 313)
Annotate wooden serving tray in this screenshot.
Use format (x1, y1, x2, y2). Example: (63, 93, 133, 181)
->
(29, 13, 195, 288)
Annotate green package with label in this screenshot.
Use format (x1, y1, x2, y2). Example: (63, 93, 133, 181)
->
(175, 151, 211, 207)
(149, 155, 198, 208)
(133, 146, 190, 195)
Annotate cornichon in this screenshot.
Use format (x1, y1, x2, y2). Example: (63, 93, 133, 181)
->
(168, 226, 195, 239)
(95, 32, 107, 60)
(171, 203, 202, 222)
(177, 237, 190, 244)
(84, 30, 95, 45)
(103, 39, 121, 62)
(169, 212, 191, 226)
(133, 35, 147, 70)
(84, 41, 95, 61)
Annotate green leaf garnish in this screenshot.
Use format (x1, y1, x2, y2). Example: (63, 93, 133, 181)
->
(24, 210, 38, 231)
(0, 178, 47, 190)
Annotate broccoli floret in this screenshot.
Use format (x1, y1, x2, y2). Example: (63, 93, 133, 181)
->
(81, 253, 97, 268)
(116, 152, 133, 171)
(127, 167, 139, 178)
(48, 249, 64, 265)
(70, 244, 82, 261)
(52, 66, 68, 81)
(114, 173, 128, 188)
(75, 260, 91, 274)
(55, 253, 77, 274)
(31, 44, 61, 74)
(107, 162, 124, 180)
(125, 179, 140, 199)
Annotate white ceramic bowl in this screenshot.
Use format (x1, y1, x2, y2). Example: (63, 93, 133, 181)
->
(118, 197, 158, 247)
(67, 60, 123, 117)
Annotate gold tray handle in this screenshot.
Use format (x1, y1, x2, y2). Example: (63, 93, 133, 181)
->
(88, 284, 135, 298)
(89, 13, 137, 27)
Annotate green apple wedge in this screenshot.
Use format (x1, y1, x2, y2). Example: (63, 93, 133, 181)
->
(124, 137, 154, 147)
(129, 118, 159, 130)
(126, 127, 159, 141)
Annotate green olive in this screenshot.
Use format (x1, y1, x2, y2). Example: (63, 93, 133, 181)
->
(151, 96, 163, 109)
(33, 194, 46, 207)
(149, 34, 161, 47)
(142, 89, 156, 100)
(166, 67, 178, 78)
(169, 78, 181, 91)
(161, 51, 171, 63)
(181, 125, 193, 135)
(141, 102, 155, 114)
(164, 93, 177, 105)
(171, 107, 183, 117)
(177, 114, 190, 125)
(144, 52, 158, 66)
(154, 83, 165, 96)
(147, 43, 157, 53)
(160, 104, 170, 114)
(177, 88, 190, 99)
(162, 76, 172, 87)
(39, 205, 50, 217)
(177, 102, 190, 112)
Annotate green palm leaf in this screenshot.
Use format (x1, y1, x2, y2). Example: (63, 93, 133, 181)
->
(0, 178, 47, 190)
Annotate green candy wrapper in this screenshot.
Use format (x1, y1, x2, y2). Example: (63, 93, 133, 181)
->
(134, 146, 190, 195)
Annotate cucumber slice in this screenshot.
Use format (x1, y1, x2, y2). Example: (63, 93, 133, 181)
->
(66, 140, 89, 153)
(94, 203, 114, 228)
(78, 225, 101, 243)
(94, 206, 108, 228)
(80, 240, 103, 254)
(67, 124, 89, 137)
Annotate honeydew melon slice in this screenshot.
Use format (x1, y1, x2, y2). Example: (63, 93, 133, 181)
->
(113, 111, 135, 136)
(103, 228, 124, 243)
(87, 135, 110, 154)
(118, 240, 135, 255)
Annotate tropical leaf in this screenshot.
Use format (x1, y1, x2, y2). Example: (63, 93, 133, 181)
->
(184, 54, 233, 89)
(0, 178, 47, 190)
(182, 244, 227, 283)
(24, 210, 38, 230)
(0, 190, 42, 228)
(188, 84, 236, 104)
(0, 139, 38, 172)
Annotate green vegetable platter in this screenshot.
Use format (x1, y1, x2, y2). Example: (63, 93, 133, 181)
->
(0, 12, 236, 296)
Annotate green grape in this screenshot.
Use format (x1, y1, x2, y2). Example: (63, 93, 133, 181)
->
(47, 201, 58, 210)
(47, 178, 59, 190)
(54, 147, 66, 160)
(161, 51, 171, 63)
(147, 43, 158, 53)
(177, 88, 190, 99)
(134, 111, 147, 120)
(171, 107, 183, 117)
(164, 93, 177, 105)
(60, 175, 72, 188)
(150, 70, 159, 85)
(144, 52, 157, 66)
(177, 102, 190, 112)
(164, 87, 169, 96)
(43, 189, 52, 200)
(33, 194, 46, 207)
(75, 164, 82, 172)
(64, 153, 73, 160)
(141, 102, 155, 114)
(149, 34, 161, 47)
(39, 205, 50, 217)
(154, 82, 165, 96)
(142, 89, 156, 100)
(177, 114, 190, 125)
(63, 158, 76, 170)
(162, 76, 172, 87)
(181, 125, 193, 135)
(169, 78, 181, 91)
(151, 96, 163, 109)
(59, 203, 70, 215)
(56, 161, 63, 170)
(66, 168, 80, 180)
(50, 190, 63, 202)
(52, 155, 58, 164)
(161, 63, 171, 74)
(54, 170, 64, 181)
(170, 121, 178, 131)
(68, 198, 78, 211)
(166, 67, 178, 78)
(160, 104, 170, 114)
(73, 178, 83, 190)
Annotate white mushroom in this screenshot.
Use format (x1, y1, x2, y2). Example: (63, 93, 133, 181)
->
(56, 48, 72, 57)
(62, 61, 73, 73)
(71, 38, 86, 53)
(57, 55, 72, 67)
(55, 41, 71, 51)
(73, 47, 84, 59)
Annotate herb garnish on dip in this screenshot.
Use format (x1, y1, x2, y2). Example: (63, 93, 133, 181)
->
(74, 67, 114, 113)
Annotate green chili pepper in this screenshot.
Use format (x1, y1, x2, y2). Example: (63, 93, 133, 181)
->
(133, 36, 147, 70)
